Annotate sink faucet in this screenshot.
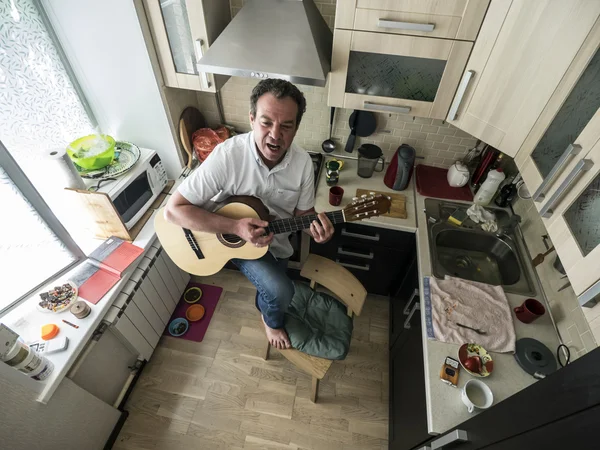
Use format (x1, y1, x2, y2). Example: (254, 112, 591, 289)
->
(496, 214, 522, 237)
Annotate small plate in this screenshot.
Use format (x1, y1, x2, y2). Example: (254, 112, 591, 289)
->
(458, 343, 494, 377)
(37, 281, 78, 313)
(77, 141, 141, 180)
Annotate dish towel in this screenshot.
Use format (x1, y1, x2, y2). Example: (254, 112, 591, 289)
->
(423, 276, 516, 353)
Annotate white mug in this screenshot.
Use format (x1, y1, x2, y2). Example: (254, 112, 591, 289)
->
(461, 379, 493, 413)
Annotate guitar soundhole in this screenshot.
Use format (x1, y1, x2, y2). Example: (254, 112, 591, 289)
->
(217, 233, 246, 248)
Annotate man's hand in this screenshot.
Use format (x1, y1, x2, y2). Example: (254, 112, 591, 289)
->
(235, 218, 274, 248)
(309, 212, 334, 243)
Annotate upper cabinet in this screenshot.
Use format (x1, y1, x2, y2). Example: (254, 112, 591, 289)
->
(446, 0, 600, 157)
(328, 0, 489, 119)
(335, 0, 489, 41)
(513, 22, 600, 298)
(143, 0, 230, 92)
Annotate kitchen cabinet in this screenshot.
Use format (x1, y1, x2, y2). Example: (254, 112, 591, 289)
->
(389, 254, 429, 450)
(309, 223, 415, 296)
(335, 0, 489, 41)
(417, 347, 600, 450)
(446, 0, 600, 158)
(509, 28, 600, 297)
(143, 0, 230, 92)
(329, 29, 472, 119)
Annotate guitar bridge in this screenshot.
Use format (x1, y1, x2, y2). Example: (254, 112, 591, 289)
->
(183, 228, 204, 260)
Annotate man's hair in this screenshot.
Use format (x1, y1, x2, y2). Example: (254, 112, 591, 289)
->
(250, 78, 307, 128)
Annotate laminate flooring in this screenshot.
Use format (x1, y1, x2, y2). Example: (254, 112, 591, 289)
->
(114, 269, 390, 450)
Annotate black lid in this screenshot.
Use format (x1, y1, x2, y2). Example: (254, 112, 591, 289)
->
(358, 144, 382, 159)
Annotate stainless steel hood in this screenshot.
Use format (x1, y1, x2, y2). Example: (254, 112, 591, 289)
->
(197, 0, 333, 87)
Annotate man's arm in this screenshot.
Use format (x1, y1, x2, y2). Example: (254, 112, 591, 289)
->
(294, 207, 334, 243)
(164, 191, 274, 247)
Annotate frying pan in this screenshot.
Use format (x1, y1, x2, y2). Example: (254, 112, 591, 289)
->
(345, 110, 377, 153)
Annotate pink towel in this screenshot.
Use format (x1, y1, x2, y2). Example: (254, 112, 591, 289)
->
(429, 277, 516, 353)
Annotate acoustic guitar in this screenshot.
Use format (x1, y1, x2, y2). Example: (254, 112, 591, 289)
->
(154, 193, 391, 276)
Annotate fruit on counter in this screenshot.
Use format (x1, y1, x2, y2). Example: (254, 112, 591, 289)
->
(464, 356, 482, 373)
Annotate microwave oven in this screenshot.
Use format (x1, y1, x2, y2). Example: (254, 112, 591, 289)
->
(85, 147, 168, 230)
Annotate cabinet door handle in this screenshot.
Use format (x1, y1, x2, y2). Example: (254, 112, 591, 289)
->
(377, 19, 435, 32)
(336, 259, 370, 271)
(431, 429, 469, 449)
(532, 144, 583, 202)
(194, 38, 211, 90)
(337, 247, 374, 259)
(403, 288, 420, 315)
(364, 101, 411, 114)
(539, 159, 594, 218)
(403, 301, 420, 329)
(448, 70, 474, 121)
(341, 228, 380, 241)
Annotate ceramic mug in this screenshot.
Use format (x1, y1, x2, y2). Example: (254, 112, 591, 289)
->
(329, 186, 344, 206)
(461, 379, 493, 413)
(514, 298, 546, 324)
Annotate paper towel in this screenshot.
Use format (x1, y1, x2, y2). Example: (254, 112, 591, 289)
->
(44, 147, 86, 190)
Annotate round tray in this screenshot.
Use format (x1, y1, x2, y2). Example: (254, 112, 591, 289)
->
(36, 281, 78, 314)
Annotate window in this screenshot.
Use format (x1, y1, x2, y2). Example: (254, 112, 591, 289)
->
(0, 146, 84, 312)
(0, 0, 94, 312)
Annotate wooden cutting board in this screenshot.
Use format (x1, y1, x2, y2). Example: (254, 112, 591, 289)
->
(356, 189, 407, 219)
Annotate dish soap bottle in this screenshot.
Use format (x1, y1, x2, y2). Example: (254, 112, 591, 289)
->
(474, 169, 505, 206)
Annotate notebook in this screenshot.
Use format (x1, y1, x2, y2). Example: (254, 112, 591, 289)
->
(71, 237, 143, 305)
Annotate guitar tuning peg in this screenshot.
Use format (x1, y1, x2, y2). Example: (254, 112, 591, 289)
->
(352, 197, 358, 201)
(387, 196, 391, 200)
(369, 192, 375, 195)
(361, 194, 367, 198)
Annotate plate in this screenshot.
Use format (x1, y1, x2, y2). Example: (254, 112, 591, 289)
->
(458, 343, 494, 377)
(76, 141, 141, 180)
(37, 281, 78, 313)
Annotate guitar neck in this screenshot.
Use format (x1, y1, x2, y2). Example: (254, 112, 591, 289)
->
(266, 211, 345, 235)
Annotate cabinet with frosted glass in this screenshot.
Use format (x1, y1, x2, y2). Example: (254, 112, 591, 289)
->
(143, 0, 230, 92)
(514, 29, 600, 299)
(328, 29, 472, 119)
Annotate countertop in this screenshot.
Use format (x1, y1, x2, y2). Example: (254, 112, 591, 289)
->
(314, 158, 417, 233)
(315, 157, 562, 436)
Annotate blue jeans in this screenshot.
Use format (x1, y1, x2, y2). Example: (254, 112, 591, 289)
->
(232, 253, 294, 329)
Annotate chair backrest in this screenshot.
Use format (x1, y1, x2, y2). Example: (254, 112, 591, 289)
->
(178, 107, 206, 169)
(300, 254, 367, 316)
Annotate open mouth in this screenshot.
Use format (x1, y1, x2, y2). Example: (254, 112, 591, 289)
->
(266, 143, 281, 152)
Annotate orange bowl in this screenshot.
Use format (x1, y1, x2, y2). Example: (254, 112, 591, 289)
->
(186, 304, 205, 322)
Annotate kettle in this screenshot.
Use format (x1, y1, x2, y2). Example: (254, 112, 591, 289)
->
(447, 161, 470, 187)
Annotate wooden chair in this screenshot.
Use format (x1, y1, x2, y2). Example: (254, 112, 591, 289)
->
(261, 254, 367, 403)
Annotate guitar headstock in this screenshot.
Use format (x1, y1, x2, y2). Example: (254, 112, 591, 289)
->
(342, 193, 391, 222)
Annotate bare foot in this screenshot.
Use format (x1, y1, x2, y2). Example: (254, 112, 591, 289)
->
(262, 315, 291, 350)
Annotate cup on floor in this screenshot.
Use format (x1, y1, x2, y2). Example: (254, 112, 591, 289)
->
(329, 186, 344, 206)
(514, 298, 545, 324)
(461, 379, 493, 413)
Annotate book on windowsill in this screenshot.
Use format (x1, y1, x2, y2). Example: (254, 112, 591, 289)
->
(71, 237, 144, 305)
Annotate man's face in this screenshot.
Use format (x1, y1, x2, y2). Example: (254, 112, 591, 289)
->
(250, 93, 299, 166)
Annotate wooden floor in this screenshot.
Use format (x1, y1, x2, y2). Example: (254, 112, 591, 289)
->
(114, 269, 390, 450)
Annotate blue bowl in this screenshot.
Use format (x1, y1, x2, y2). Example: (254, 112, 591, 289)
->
(168, 318, 189, 337)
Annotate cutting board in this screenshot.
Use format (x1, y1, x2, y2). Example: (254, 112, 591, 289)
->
(356, 189, 407, 219)
(415, 164, 474, 201)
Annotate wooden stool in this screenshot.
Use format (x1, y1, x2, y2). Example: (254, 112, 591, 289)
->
(261, 254, 367, 403)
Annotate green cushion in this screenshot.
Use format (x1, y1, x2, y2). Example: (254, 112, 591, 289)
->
(284, 282, 353, 360)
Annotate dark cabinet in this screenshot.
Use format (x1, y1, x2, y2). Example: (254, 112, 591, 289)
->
(389, 254, 430, 450)
(310, 222, 416, 296)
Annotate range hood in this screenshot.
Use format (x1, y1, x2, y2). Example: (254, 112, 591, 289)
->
(197, 0, 333, 87)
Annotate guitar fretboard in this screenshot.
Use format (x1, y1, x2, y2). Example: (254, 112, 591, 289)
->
(266, 211, 345, 234)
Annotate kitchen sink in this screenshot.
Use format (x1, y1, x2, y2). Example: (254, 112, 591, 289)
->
(424, 199, 535, 296)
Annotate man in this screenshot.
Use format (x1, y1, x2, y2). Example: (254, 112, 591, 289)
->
(165, 79, 334, 350)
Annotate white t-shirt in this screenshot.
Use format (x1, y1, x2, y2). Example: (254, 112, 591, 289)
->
(178, 131, 315, 258)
